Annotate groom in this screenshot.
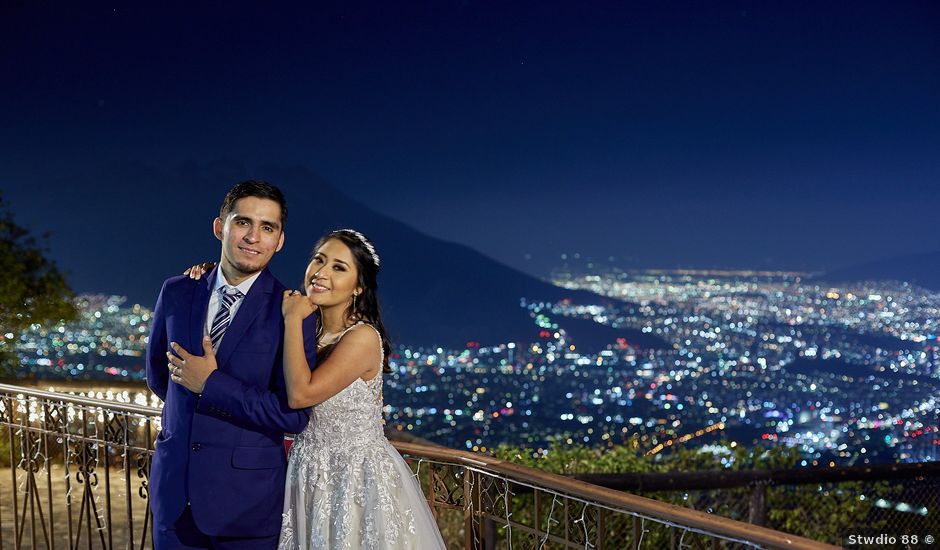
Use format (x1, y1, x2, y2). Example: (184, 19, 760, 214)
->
(146, 181, 316, 549)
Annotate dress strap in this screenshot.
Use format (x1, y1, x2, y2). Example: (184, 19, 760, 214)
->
(363, 324, 385, 371)
(338, 321, 364, 338)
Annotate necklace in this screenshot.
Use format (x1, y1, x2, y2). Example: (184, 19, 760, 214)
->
(317, 322, 361, 349)
(317, 332, 342, 348)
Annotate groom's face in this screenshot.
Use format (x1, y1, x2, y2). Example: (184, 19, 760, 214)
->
(213, 196, 285, 276)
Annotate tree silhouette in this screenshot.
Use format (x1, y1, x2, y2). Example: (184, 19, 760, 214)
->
(0, 193, 76, 377)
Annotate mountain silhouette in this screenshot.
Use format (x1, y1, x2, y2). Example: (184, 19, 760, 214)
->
(258, 165, 663, 350)
(815, 251, 940, 291)
(53, 162, 660, 351)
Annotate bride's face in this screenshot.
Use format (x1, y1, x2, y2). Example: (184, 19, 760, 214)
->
(304, 239, 361, 309)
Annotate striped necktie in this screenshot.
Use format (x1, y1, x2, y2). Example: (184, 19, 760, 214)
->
(209, 285, 244, 351)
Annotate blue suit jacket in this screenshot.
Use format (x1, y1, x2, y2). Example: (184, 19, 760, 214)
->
(146, 267, 316, 537)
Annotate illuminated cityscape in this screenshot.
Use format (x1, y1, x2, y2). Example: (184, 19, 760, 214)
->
(17, 295, 151, 379)
(14, 269, 939, 466)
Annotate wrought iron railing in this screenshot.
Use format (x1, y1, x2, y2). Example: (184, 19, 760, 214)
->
(0, 384, 156, 550)
(391, 442, 836, 550)
(0, 384, 834, 549)
(572, 460, 940, 545)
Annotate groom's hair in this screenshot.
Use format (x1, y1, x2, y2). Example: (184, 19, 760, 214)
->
(220, 180, 288, 226)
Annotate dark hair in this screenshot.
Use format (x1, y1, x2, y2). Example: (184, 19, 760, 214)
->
(220, 180, 288, 226)
(311, 229, 392, 372)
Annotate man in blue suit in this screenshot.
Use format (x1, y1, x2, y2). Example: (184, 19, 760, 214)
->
(146, 181, 316, 549)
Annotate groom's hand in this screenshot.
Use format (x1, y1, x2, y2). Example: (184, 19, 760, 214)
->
(168, 337, 218, 393)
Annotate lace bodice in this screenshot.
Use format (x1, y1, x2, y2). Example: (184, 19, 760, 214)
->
(292, 322, 385, 452)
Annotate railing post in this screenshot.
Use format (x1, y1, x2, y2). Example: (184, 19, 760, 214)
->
(426, 461, 438, 521)
(471, 470, 486, 550)
(104, 412, 114, 550)
(82, 407, 92, 550)
(141, 420, 154, 550)
(12, 400, 22, 550)
(0, 399, 5, 550)
(483, 516, 496, 550)
(26, 425, 38, 550)
(464, 468, 479, 549)
(534, 489, 542, 544)
(125, 437, 135, 550)
(748, 481, 767, 526)
(0, 411, 4, 550)
(42, 401, 56, 550)
(563, 493, 570, 545)
(64, 404, 75, 550)
(481, 477, 500, 550)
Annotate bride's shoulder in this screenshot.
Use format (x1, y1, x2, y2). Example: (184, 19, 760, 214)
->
(341, 322, 382, 345)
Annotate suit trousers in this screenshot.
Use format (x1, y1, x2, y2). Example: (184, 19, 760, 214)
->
(154, 505, 279, 550)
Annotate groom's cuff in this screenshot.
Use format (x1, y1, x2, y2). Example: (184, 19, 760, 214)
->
(196, 370, 238, 419)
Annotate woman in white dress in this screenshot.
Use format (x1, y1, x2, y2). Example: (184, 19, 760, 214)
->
(277, 229, 446, 550)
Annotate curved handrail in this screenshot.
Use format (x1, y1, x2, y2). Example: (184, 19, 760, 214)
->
(0, 382, 159, 416)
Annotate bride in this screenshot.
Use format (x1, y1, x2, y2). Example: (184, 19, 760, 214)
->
(276, 229, 445, 550)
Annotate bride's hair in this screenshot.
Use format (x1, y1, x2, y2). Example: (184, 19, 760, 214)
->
(310, 229, 392, 373)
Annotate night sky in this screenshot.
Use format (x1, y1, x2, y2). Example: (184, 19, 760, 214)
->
(2, 1, 939, 289)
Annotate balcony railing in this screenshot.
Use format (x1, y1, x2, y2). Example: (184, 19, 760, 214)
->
(0, 383, 836, 549)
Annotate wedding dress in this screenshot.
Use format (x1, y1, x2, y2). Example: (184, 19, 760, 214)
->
(278, 323, 446, 549)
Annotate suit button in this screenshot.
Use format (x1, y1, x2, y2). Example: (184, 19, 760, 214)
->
(191, 443, 202, 451)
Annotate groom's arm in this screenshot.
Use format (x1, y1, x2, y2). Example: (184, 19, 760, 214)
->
(196, 314, 318, 434)
(145, 281, 170, 402)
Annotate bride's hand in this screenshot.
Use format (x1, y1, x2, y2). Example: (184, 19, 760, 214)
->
(184, 262, 217, 280)
(282, 290, 317, 320)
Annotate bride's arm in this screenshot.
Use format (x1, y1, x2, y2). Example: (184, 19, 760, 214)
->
(282, 291, 380, 409)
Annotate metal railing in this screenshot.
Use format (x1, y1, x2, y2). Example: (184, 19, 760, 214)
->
(0, 384, 835, 549)
(572, 460, 940, 545)
(392, 442, 836, 549)
(0, 385, 156, 550)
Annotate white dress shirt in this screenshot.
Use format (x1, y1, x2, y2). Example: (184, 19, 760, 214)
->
(204, 269, 262, 341)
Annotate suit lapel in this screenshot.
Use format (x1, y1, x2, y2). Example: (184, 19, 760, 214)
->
(189, 268, 214, 353)
(174, 269, 213, 399)
(214, 268, 272, 369)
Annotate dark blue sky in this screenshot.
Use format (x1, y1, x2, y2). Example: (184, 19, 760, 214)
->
(2, 1, 939, 284)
